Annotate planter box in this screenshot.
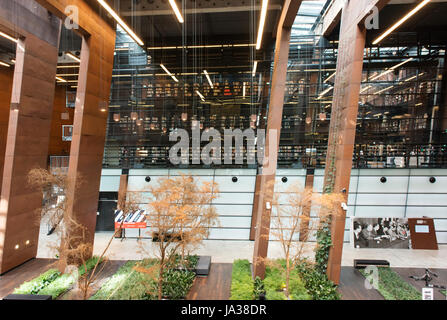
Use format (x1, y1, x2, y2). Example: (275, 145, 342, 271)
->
(3, 294, 52, 300)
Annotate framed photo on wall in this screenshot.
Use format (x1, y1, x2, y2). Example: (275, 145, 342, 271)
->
(351, 217, 411, 249)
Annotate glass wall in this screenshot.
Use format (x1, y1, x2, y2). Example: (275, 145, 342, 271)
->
(101, 1, 447, 170)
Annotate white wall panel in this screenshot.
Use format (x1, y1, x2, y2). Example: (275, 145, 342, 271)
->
(434, 219, 447, 231)
(219, 216, 252, 228)
(435, 232, 447, 244)
(357, 176, 409, 193)
(406, 194, 447, 206)
(406, 207, 447, 219)
(214, 192, 254, 205)
(353, 206, 406, 217)
(354, 193, 407, 206)
(408, 176, 447, 193)
(214, 176, 255, 192)
(274, 176, 306, 192)
(212, 205, 253, 216)
(208, 228, 250, 240)
(99, 176, 120, 192)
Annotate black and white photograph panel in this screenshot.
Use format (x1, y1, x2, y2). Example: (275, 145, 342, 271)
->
(352, 217, 411, 249)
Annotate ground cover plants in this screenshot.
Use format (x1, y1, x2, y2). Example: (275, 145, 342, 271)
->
(360, 267, 421, 300)
(13, 256, 102, 299)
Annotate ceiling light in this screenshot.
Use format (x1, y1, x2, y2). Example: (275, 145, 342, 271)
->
(65, 52, 81, 63)
(360, 85, 372, 93)
(369, 57, 413, 81)
(317, 86, 333, 99)
(203, 70, 213, 88)
(252, 61, 258, 77)
(256, 0, 269, 50)
(243, 82, 246, 98)
(324, 72, 336, 83)
(0, 61, 10, 67)
(97, 0, 144, 46)
(160, 64, 179, 82)
(10, 59, 15, 64)
(56, 76, 67, 82)
(373, 0, 431, 45)
(169, 0, 184, 23)
(196, 90, 205, 102)
(0, 31, 18, 43)
(374, 85, 394, 95)
(57, 65, 80, 69)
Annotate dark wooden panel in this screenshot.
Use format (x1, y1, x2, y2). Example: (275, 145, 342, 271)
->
(187, 263, 233, 300)
(338, 266, 384, 300)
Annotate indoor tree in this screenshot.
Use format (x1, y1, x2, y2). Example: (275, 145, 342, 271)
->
(138, 174, 219, 300)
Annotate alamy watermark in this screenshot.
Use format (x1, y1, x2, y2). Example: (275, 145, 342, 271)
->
(169, 123, 278, 175)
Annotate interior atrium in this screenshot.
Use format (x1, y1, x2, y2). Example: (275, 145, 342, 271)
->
(0, 0, 446, 308)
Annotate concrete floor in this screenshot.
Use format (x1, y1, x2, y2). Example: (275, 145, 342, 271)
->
(36, 225, 447, 268)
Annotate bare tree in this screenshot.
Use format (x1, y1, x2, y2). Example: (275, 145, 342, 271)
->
(28, 168, 140, 299)
(268, 183, 344, 299)
(139, 174, 220, 300)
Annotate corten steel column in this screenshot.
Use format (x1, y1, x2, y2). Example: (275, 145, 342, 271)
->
(252, 0, 302, 279)
(64, 34, 116, 253)
(0, 4, 61, 272)
(299, 169, 314, 241)
(322, 0, 390, 285)
(0, 68, 13, 185)
(35, 0, 117, 258)
(115, 173, 129, 238)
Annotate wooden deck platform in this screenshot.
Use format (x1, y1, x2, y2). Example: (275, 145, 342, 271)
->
(187, 263, 233, 300)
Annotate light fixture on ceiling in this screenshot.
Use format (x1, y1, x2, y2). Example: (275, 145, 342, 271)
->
(196, 90, 205, 102)
(203, 70, 214, 88)
(0, 61, 10, 67)
(360, 85, 372, 93)
(56, 76, 67, 82)
(252, 61, 258, 77)
(369, 57, 413, 81)
(256, 0, 269, 50)
(373, 85, 394, 95)
(65, 52, 81, 63)
(160, 64, 179, 82)
(243, 82, 246, 98)
(169, 0, 184, 23)
(97, 0, 144, 46)
(317, 86, 333, 100)
(10, 59, 15, 64)
(373, 0, 432, 45)
(0, 31, 18, 43)
(324, 72, 336, 83)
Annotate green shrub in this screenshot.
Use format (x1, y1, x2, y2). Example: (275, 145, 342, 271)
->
(315, 222, 332, 274)
(13, 256, 102, 299)
(90, 260, 158, 300)
(38, 256, 103, 299)
(441, 290, 446, 297)
(91, 257, 197, 300)
(230, 259, 254, 300)
(253, 277, 266, 300)
(162, 269, 196, 299)
(13, 269, 61, 295)
(38, 273, 76, 299)
(264, 260, 310, 300)
(296, 261, 340, 300)
(360, 267, 420, 300)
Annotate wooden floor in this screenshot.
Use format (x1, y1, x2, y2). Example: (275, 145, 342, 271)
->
(0, 258, 56, 299)
(338, 266, 384, 300)
(187, 263, 233, 300)
(393, 267, 447, 301)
